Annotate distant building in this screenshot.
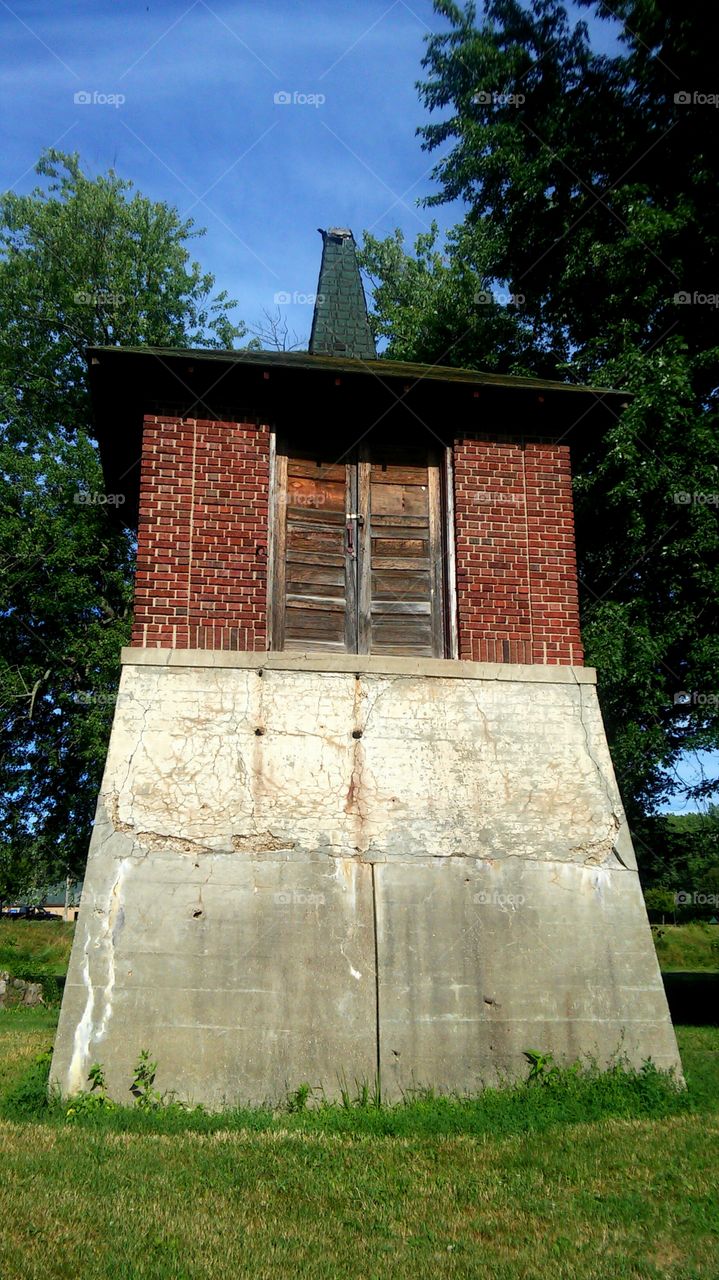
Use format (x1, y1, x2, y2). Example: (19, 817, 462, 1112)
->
(42, 881, 83, 922)
(2, 881, 82, 922)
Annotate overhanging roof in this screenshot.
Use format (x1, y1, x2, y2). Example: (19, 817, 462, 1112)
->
(89, 342, 627, 396)
(86, 344, 629, 529)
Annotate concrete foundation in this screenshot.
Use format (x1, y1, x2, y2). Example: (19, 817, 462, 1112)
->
(50, 650, 682, 1106)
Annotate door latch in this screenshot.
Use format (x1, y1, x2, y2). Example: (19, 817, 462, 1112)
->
(346, 512, 365, 555)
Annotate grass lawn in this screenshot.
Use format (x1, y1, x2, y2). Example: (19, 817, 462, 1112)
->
(0, 1011, 716, 1279)
(0, 921, 716, 1278)
(0, 1109, 717, 1280)
(652, 922, 719, 972)
(0, 920, 75, 976)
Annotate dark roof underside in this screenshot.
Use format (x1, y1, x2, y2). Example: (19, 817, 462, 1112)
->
(88, 343, 627, 397)
(86, 344, 629, 530)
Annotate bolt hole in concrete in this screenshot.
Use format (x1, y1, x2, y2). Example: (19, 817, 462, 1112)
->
(192, 910, 203, 918)
(352, 729, 363, 739)
(255, 727, 265, 736)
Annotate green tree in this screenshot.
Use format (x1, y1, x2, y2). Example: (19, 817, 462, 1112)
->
(0, 150, 245, 892)
(635, 807, 719, 891)
(361, 0, 719, 818)
(360, 223, 543, 373)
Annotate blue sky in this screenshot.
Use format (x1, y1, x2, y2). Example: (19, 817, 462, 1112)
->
(1, 0, 466, 343)
(0, 0, 624, 345)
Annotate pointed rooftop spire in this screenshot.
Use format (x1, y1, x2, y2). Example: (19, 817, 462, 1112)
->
(309, 227, 376, 360)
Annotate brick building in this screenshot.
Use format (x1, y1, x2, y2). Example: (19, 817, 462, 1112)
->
(51, 229, 681, 1106)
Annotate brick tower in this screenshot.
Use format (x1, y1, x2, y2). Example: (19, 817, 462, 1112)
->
(50, 229, 681, 1106)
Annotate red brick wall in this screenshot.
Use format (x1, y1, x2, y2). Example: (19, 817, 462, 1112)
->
(131, 415, 269, 650)
(453, 435, 583, 665)
(131, 416, 582, 665)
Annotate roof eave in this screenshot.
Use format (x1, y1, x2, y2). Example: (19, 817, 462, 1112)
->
(85, 344, 630, 400)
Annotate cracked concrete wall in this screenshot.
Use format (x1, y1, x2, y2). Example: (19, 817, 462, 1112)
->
(50, 654, 681, 1106)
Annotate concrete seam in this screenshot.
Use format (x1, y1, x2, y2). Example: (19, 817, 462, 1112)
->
(371, 862, 381, 1098)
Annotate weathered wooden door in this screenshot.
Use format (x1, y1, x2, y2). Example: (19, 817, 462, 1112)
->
(271, 441, 447, 657)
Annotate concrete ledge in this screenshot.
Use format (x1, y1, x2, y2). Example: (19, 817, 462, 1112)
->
(121, 647, 596, 685)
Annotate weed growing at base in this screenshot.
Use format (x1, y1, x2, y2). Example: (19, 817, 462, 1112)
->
(1, 1045, 691, 1139)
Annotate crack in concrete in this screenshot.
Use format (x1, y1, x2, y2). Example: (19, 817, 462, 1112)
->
(232, 832, 296, 853)
(572, 678, 626, 867)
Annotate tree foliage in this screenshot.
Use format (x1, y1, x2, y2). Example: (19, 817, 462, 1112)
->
(361, 0, 719, 818)
(0, 151, 245, 896)
(638, 806, 719, 918)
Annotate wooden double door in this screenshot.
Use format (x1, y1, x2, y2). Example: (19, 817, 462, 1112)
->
(270, 440, 449, 657)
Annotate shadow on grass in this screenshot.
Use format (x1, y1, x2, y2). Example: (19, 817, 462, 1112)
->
(663, 972, 719, 1026)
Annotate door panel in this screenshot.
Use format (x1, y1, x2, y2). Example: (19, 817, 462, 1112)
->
(272, 450, 356, 653)
(271, 441, 447, 658)
(364, 445, 444, 659)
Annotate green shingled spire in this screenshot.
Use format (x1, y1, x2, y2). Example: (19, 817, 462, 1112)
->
(309, 228, 376, 360)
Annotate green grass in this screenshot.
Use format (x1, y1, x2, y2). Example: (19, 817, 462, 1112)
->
(1, 1052, 696, 1140)
(0, 1007, 58, 1099)
(0, 1106, 717, 1278)
(652, 922, 719, 972)
(0, 1014, 717, 1280)
(0, 920, 76, 1005)
(0, 928, 717, 1277)
(0, 919, 75, 976)
(675, 1025, 719, 1110)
